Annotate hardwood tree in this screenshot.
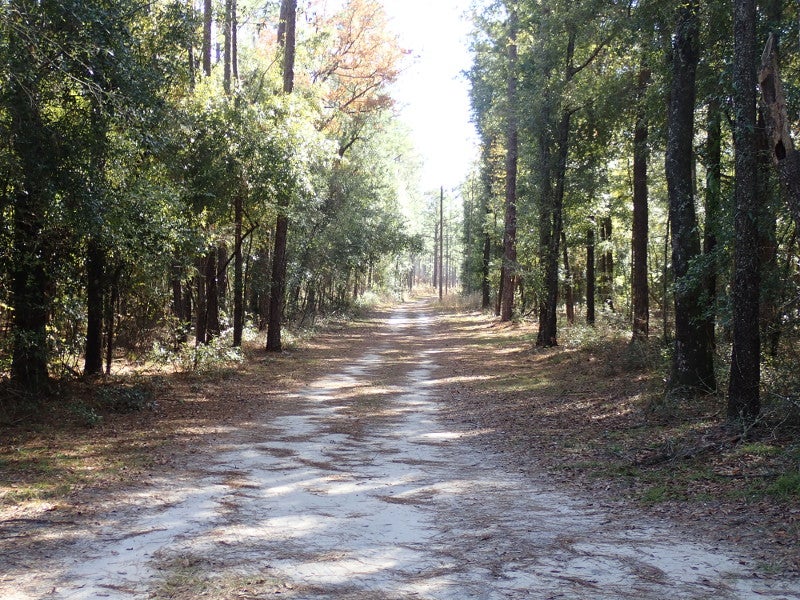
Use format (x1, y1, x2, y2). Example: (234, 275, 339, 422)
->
(728, 0, 760, 420)
(664, 0, 715, 393)
(631, 67, 650, 341)
(500, 3, 519, 322)
(266, 0, 297, 353)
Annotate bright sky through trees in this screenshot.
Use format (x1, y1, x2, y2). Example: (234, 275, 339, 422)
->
(382, 0, 478, 192)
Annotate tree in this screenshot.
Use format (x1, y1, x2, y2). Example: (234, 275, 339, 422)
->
(631, 67, 650, 341)
(267, 0, 297, 353)
(500, 3, 519, 322)
(664, 0, 715, 393)
(728, 0, 760, 420)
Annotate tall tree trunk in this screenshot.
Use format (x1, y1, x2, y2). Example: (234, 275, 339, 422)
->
(232, 0, 238, 80)
(728, 0, 760, 420)
(665, 0, 716, 393)
(202, 0, 212, 77)
(8, 27, 51, 392)
(206, 248, 221, 339)
(586, 220, 596, 325)
(104, 264, 122, 375)
(482, 223, 492, 310)
(84, 239, 105, 376)
(439, 186, 445, 302)
(701, 98, 722, 353)
(233, 193, 244, 347)
(538, 109, 571, 346)
(631, 67, 650, 341)
(267, 0, 297, 352)
(224, 0, 232, 93)
(500, 5, 518, 322)
(433, 219, 439, 289)
(598, 215, 614, 311)
(537, 130, 554, 332)
(561, 231, 575, 325)
(759, 35, 800, 234)
(480, 146, 493, 310)
(195, 256, 208, 345)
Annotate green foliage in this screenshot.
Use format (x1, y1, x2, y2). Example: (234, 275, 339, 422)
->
(149, 336, 245, 374)
(68, 401, 103, 428)
(97, 384, 156, 414)
(767, 472, 800, 499)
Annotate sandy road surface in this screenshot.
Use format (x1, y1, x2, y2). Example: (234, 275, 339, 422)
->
(3, 303, 800, 599)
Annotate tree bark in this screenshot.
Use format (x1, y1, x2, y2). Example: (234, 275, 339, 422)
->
(267, 0, 297, 352)
(84, 239, 105, 376)
(8, 21, 51, 392)
(665, 0, 716, 393)
(759, 34, 800, 236)
(202, 0, 212, 77)
(586, 220, 596, 325)
(728, 0, 761, 420)
(104, 264, 122, 375)
(500, 5, 518, 322)
(433, 219, 439, 289)
(195, 256, 208, 345)
(439, 186, 445, 302)
(224, 0, 231, 92)
(631, 67, 650, 341)
(701, 99, 722, 353)
(233, 193, 244, 347)
(206, 247, 221, 339)
(561, 231, 575, 325)
(537, 109, 571, 346)
(598, 215, 614, 311)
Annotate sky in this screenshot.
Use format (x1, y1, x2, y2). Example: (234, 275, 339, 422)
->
(381, 0, 479, 193)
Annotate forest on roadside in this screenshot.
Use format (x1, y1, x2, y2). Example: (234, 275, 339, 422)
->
(2, 0, 800, 439)
(0, 0, 439, 400)
(463, 0, 800, 427)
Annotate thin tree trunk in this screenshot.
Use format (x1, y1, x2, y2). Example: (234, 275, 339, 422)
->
(84, 239, 105, 376)
(631, 67, 650, 341)
(104, 264, 122, 376)
(266, 0, 297, 352)
(561, 231, 575, 325)
(433, 220, 439, 290)
(729, 0, 760, 420)
(662, 216, 671, 342)
(206, 248, 221, 339)
(482, 225, 492, 309)
(232, 0, 238, 80)
(500, 5, 518, 322)
(701, 99, 722, 353)
(202, 0, 212, 77)
(598, 216, 614, 311)
(195, 256, 207, 345)
(586, 220, 596, 325)
(233, 193, 244, 346)
(224, 0, 232, 93)
(439, 186, 445, 302)
(665, 0, 716, 393)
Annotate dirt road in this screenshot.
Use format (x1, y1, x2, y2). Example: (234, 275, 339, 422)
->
(3, 303, 800, 599)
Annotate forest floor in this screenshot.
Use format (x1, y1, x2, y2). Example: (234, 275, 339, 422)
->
(1, 297, 800, 598)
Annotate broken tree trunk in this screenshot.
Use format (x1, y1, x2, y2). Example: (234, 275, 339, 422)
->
(759, 33, 800, 230)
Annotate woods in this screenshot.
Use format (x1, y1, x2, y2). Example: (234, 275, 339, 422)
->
(0, 0, 426, 396)
(2, 0, 800, 433)
(465, 0, 800, 425)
